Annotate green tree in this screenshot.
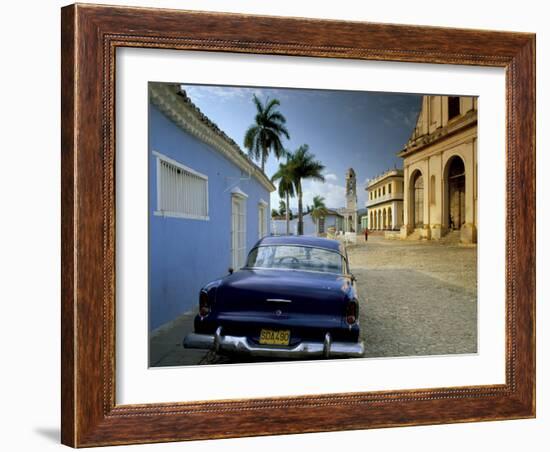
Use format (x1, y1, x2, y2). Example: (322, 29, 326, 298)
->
(289, 145, 326, 235)
(278, 199, 287, 217)
(310, 195, 329, 234)
(244, 95, 290, 172)
(271, 208, 279, 218)
(271, 158, 296, 235)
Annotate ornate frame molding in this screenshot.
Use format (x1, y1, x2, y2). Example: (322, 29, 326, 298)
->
(61, 4, 535, 447)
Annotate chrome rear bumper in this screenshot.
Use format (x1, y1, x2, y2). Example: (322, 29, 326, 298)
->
(184, 327, 364, 359)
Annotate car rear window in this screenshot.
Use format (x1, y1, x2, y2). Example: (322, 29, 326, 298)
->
(246, 245, 344, 274)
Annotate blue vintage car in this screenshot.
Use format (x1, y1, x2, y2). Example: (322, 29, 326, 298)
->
(183, 235, 364, 359)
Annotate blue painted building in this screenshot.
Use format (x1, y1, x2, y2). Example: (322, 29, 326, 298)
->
(148, 83, 275, 331)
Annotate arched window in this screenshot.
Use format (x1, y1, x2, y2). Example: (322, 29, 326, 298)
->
(447, 156, 466, 230)
(413, 171, 424, 227)
(430, 175, 436, 205)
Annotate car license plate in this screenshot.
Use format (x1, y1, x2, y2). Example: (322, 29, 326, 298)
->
(259, 329, 290, 345)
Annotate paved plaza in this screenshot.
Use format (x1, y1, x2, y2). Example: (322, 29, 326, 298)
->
(351, 234, 477, 358)
(150, 234, 477, 366)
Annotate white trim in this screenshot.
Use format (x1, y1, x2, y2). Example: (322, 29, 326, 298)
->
(258, 198, 269, 207)
(231, 194, 247, 269)
(258, 203, 267, 238)
(155, 154, 161, 212)
(153, 211, 210, 221)
(154, 151, 209, 220)
(153, 150, 208, 181)
(206, 178, 209, 217)
(230, 186, 248, 199)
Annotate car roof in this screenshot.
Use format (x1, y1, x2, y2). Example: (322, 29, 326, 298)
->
(256, 235, 344, 254)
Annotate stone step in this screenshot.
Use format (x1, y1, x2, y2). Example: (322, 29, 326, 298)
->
(406, 230, 422, 240)
(440, 230, 462, 244)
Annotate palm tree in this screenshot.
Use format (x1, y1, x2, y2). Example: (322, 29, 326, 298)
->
(289, 145, 326, 235)
(244, 95, 290, 172)
(271, 159, 296, 235)
(278, 199, 287, 217)
(310, 195, 329, 234)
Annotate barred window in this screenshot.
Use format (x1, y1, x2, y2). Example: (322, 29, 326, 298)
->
(154, 151, 209, 220)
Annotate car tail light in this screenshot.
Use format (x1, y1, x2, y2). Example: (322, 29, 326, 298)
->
(199, 291, 210, 317)
(345, 299, 358, 325)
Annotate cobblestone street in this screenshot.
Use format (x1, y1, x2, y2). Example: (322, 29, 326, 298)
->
(351, 234, 477, 357)
(150, 234, 477, 366)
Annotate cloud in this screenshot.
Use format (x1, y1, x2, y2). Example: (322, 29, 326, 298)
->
(299, 180, 346, 210)
(181, 85, 296, 107)
(182, 85, 262, 103)
(382, 106, 419, 129)
(371, 94, 421, 131)
(271, 179, 346, 212)
(271, 178, 371, 212)
(324, 173, 338, 182)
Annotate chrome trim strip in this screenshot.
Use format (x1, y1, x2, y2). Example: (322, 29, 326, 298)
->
(266, 298, 292, 303)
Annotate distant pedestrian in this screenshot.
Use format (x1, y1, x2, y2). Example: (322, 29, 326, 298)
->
(364, 228, 369, 242)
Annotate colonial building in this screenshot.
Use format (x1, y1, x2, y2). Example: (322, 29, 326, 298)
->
(148, 83, 275, 331)
(398, 95, 477, 243)
(366, 169, 404, 230)
(339, 168, 358, 233)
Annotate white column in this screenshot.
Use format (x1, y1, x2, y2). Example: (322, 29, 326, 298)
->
(422, 159, 430, 230)
(403, 166, 409, 228)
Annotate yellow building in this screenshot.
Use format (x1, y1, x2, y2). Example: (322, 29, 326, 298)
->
(398, 95, 477, 243)
(366, 169, 404, 231)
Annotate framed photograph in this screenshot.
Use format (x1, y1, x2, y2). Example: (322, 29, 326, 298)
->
(61, 3, 536, 447)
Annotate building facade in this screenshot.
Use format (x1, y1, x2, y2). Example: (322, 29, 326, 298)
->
(148, 83, 275, 331)
(357, 208, 368, 232)
(366, 169, 404, 230)
(398, 95, 477, 243)
(339, 168, 358, 233)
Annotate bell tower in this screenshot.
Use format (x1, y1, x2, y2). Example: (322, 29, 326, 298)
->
(344, 168, 358, 233)
(346, 168, 357, 211)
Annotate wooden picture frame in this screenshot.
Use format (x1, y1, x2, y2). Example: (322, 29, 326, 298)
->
(61, 3, 535, 447)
